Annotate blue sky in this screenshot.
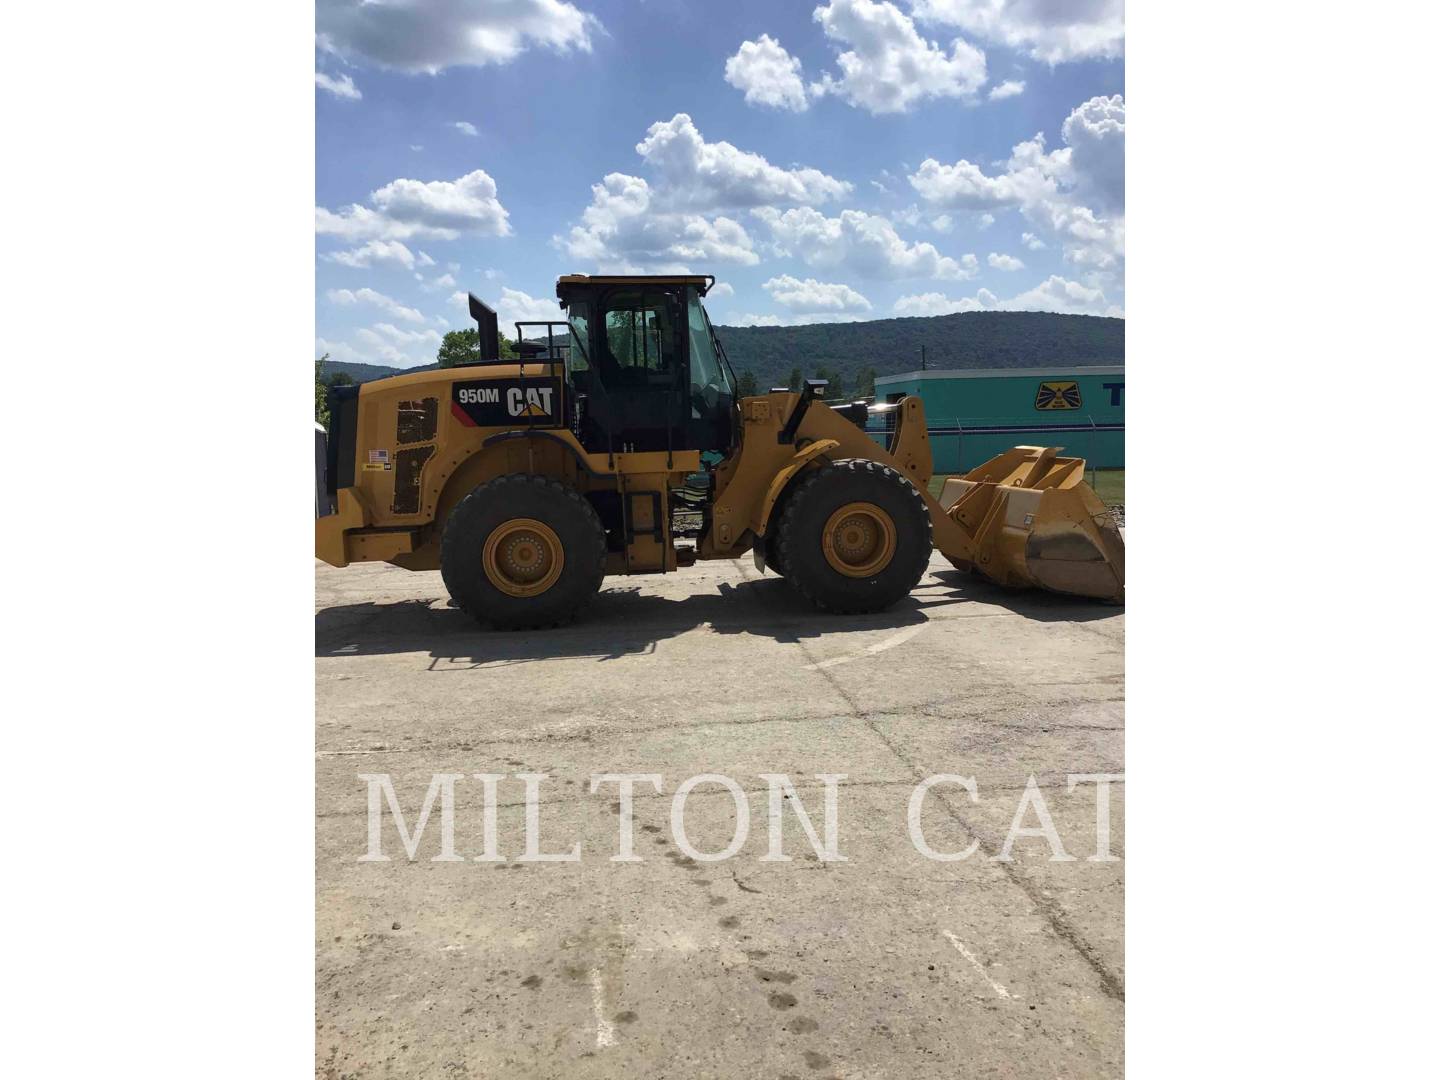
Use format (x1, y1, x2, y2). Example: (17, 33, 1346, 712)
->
(316, 0, 1124, 368)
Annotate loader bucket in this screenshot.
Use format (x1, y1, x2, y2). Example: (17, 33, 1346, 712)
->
(934, 446, 1125, 603)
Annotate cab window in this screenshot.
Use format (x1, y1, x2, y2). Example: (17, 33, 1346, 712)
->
(599, 289, 680, 379)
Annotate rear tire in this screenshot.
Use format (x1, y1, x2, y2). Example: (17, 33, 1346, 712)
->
(441, 474, 606, 629)
(776, 459, 931, 613)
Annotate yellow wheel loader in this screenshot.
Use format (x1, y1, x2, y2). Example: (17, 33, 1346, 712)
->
(316, 275, 1123, 628)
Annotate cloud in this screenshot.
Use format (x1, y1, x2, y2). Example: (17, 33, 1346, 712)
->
(725, 35, 809, 111)
(321, 322, 445, 369)
(561, 173, 759, 270)
(892, 275, 1122, 317)
(635, 113, 849, 209)
(987, 252, 1024, 271)
(808, 0, 987, 115)
(725, 311, 861, 327)
(326, 287, 425, 323)
(494, 287, 564, 334)
(709, 282, 735, 298)
(988, 79, 1025, 100)
(908, 95, 1124, 275)
(322, 240, 417, 269)
(561, 115, 848, 270)
(911, 0, 1124, 64)
(1060, 93, 1124, 210)
(420, 272, 457, 292)
(451, 121, 478, 136)
(315, 71, 361, 100)
(762, 275, 872, 314)
(316, 0, 599, 74)
(753, 206, 979, 280)
(361, 323, 442, 346)
(1021, 231, 1046, 250)
(354, 322, 444, 366)
(317, 169, 511, 242)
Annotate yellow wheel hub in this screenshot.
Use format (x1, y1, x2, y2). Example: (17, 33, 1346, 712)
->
(822, 502, 896, 578)
(482, 518, 565, 598)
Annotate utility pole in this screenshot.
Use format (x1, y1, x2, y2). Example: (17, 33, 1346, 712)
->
(920, 345, 927, 371)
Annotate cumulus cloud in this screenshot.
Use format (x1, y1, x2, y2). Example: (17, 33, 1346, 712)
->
(987, 252, 1024, 271)
(452, 121, 478, 136)
(316, 169, 511, 243)
(326, 286, 425, 323)
(912, 0, 1124, 64)
(561, 173, 758, 270)
(1061, 93, 1124, 210)
(316, 0, 599, 74)
(325, 322, 445, 367)
(809, 0, 987, 115)
(323, 240, 418, 270)
(635, 114, 850, 209)
(493, 287, 564, 334)
(754, 206, 979, 280)
(709, 282, 736, 298)
(1021, 231, 1046, 250)
(315, 71, 361, 99)
(892, 274, 1122, 317)
(763, 275, 872, 314)
(725, 35, 809, 111)
(561, 115, 848, 270)
(988, 79, 1025, 100)
(908, 94, 1124, 275)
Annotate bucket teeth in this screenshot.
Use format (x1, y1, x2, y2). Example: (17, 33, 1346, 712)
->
(933, 447, 1124, 603)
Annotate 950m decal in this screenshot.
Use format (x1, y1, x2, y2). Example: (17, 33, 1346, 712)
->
(451, 377, 562, 428)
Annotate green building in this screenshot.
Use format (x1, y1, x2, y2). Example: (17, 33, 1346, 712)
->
(872, 365, 1124, 473)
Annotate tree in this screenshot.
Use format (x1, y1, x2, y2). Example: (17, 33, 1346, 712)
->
(788, 367, 801, 391)
(813, 366, 844, 400)
(735, 369, 758, 397)
(436, 327, 516, 367)
(326, 371, 354, 388)
(315, 355, 330, 427)
(854, 366, 877, 399)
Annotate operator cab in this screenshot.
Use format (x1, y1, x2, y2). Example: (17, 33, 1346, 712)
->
(510, 275, 738, 457)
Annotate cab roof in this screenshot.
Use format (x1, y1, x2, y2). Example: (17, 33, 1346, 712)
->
(555, 274, 715, 297)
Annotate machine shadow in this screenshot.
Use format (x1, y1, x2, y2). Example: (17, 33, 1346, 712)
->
(925, 569, 1124, 623)
(315, 574, 952, 666)
(315, 568, 1119, 667)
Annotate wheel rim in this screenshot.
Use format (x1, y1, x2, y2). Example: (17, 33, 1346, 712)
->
(482, 518, 565, 598)
(822, 501, 896, 578)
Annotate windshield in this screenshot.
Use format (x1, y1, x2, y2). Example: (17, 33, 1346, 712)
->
(687, 290, 735, 411)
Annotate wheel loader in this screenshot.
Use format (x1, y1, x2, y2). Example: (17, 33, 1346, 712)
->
(316, 275, 1124, 628)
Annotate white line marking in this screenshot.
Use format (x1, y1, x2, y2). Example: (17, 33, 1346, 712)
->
(589, 967, 616, 1048)
(803, 622, 929, 671)
(943, 931, 1013, 999)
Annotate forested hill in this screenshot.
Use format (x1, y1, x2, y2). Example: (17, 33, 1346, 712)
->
(714, 311, 1123, 392)
(319, 310, 1123, 393)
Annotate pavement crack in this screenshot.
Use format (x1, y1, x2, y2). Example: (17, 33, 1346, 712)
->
(792, 629, 1127, 1004)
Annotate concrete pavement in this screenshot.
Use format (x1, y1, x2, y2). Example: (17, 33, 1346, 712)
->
(316, 554, 1124, 1078)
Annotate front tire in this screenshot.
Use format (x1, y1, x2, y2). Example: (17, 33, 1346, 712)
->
(775, 459, 932, 613)
(441, 475, 606, 629)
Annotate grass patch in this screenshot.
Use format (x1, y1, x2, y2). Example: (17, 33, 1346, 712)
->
(928, 467, 1124, 506)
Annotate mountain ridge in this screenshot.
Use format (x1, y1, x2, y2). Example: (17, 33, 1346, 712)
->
(320, 309, 1124, 392)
